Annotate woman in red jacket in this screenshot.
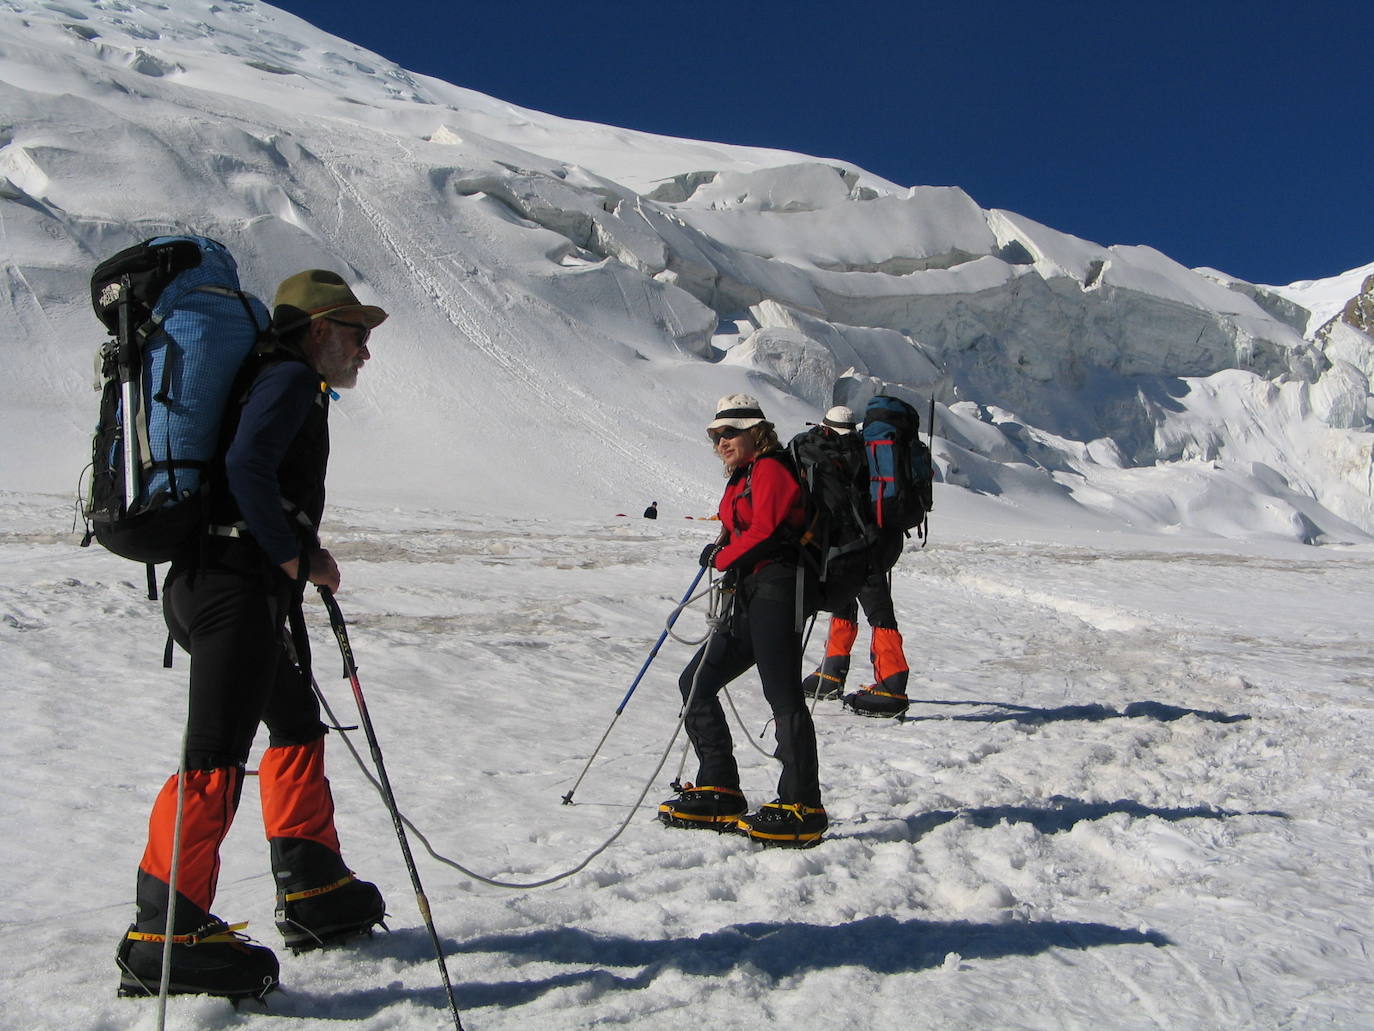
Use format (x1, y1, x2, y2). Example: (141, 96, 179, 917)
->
(658, 394, 828, 847)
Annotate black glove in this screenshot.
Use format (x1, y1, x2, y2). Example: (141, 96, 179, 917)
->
(699, 542, 721, 569)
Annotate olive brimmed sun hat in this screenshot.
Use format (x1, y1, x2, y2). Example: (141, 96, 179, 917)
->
(272, 270, 388, 334)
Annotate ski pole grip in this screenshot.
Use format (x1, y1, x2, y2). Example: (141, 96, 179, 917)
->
(316, 586, 356, 678)
(317, 584, 339, 621)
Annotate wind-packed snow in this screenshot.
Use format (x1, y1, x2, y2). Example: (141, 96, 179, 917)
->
(3, 0, 1374, 1027)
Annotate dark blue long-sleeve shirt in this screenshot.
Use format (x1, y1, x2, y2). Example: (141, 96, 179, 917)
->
(223, 359, 327, 566)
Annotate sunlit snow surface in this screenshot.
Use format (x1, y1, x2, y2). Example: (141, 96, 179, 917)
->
(4, 489, 1374, 1028)
(2, 0, 1373, 541)
(3, 0, 1374, 1026)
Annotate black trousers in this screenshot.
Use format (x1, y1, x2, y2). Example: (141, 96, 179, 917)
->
(834, 530, 904, 628)
(163, 563, 325, 771)
(678, 562, 821, 807)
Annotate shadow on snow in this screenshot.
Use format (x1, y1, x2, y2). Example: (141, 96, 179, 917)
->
(901, 697, 1249, 725)
(445, 914, 1170, 1007)
(844, 794, 1287, 846)
(270, 915, 1169, 1015)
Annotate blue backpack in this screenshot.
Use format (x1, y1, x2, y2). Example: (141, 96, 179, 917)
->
(863, 395, 935, 538)
(82, 235, 269, 568)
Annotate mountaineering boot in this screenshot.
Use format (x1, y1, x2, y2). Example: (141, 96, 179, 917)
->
(271, 837, 386, 952)
(118, 767, 274, 998)
(845, 625, 910, 717)
(843, 686, 910, 718)
(116, 921, 280, 1001)
(276, 876, 386, 952)
(116, 874, 278, 1000)
(803, 617, 858, 699)
(801, 659, 848, 700)
(844, 627, 910, 716)
(260, 741, 385, 951)
(737, 801, 828, 848)
(658, 784, 749, 830)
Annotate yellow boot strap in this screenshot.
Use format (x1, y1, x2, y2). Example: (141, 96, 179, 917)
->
(281, 874, 356, 904)
(126, 921, 249, 945)
(766, 802, 826, 818)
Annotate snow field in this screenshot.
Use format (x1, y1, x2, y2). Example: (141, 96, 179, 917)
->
(3, 0, 1374, 1027)
(4, 490, 1374, 1028)
(6, 0, 1374, 547)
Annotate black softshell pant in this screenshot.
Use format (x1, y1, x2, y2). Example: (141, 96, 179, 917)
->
(135, 558, 336, 925)
(163, 562, 325, 770)
(678, 561, 822, 807)
(833, 530, 904, 628)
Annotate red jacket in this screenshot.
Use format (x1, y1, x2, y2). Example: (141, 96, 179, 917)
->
(713, 454, 806, 574)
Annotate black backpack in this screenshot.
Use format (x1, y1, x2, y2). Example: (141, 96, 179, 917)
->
(81, 235, 269, 583)
(785, 427, 880, 613)
(862, 395, 935, 539)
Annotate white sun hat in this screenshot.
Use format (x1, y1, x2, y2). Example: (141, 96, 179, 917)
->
(708, 393, 766, 431)
(822, 405, 857, 434)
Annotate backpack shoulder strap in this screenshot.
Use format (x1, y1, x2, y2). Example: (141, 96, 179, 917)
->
(754, 447, 799, 482)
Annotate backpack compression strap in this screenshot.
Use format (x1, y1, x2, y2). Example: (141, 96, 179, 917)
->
(866, 439, 897, 529)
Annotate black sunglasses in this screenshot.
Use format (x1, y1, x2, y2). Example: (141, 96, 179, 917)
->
(708, 426, 747, 443)
(324, 316, 371, 346)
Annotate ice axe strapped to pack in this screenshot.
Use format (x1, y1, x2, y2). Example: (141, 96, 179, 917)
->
(82, 235, 269, 569)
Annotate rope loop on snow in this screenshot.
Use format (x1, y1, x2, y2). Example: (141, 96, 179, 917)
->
(310, 639, 718, 891)
(304, 574, 739, 892)
(305, 563, 808, 892)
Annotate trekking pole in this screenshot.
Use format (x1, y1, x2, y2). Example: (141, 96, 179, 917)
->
(924, 393, 936, 545)
(316, 587, 465, 1031)
(115, 277, 142, 519)
(561, 564, 708, 805)
(155, 727, 190, 1031)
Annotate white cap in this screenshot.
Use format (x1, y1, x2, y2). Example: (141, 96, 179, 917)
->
(708, 393, 766, 431)
(822, 405, 856, 434)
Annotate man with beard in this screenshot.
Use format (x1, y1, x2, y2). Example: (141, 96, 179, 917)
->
(117, 270, 390, 1001)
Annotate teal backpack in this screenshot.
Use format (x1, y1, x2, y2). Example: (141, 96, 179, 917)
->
(862, 395, 934, 538)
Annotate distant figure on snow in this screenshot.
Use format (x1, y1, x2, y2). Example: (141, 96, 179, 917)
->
(643, 501, 658, 519)
(658, 393, 828, 847)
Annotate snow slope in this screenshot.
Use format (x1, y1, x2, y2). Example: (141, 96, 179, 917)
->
(3, 2, 1374, 1028)
(2, 0, 1373, 539)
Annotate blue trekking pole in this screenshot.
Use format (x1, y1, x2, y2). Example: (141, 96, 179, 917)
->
(561, 565, 709, 805)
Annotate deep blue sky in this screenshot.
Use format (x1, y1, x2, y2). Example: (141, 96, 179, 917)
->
(270, 1, 1371, 286)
